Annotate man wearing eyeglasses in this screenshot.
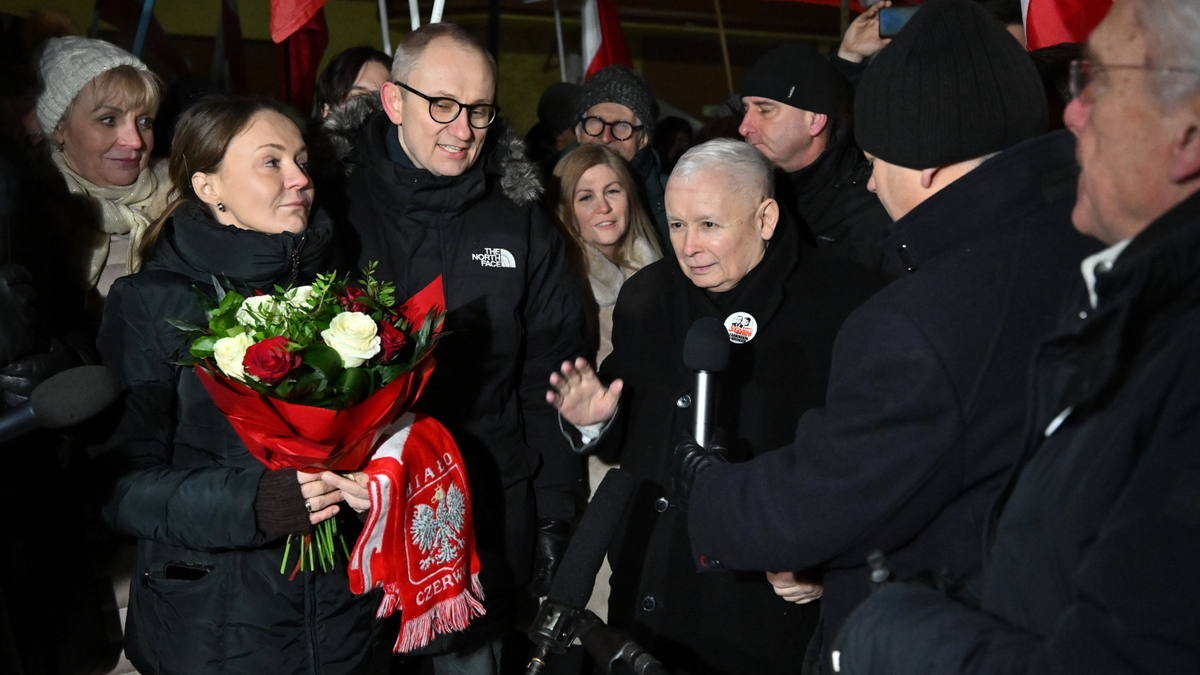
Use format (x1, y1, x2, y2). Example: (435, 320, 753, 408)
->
(824, 0, 1200, 672)
(574, 65, 672, 253)
(327, 22, 587, 674)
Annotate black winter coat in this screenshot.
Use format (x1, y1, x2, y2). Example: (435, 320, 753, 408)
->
(92, 203, 391, 675)
(687, 130, 1103, 672)
(834, 183, 1200, 675)
(332, 110, 588, 650)
(598, 219, 882, 675)
(776, 129, 891, 274)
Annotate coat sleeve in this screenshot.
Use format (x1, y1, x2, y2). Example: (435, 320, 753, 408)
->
(91, 279, 270, 552)
(687, 301, 967, 573)
(834, 422, 1200, 675)
(522, 208, 589, 522)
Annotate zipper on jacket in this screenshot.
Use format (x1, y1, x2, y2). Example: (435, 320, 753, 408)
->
(290, 234, 308, 287)
(307, 571, 321, 674)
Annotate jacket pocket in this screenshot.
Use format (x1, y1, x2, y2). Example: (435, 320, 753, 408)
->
(127, 541, 230, 674)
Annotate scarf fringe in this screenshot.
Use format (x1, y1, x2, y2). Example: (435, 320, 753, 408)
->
(391, 572, 487, 653)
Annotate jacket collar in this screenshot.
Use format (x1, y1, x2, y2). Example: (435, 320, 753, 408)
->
(145, 201, 333, 292)
(882, 130, 1079, 275)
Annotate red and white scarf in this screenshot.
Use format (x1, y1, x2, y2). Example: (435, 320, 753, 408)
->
(348, 412, 485, 652)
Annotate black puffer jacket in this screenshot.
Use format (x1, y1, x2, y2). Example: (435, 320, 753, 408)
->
(326, 102, 588, 651)
(92, 203, 390, 675)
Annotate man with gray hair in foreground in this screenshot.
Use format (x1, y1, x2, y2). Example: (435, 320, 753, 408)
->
(547, 139, 881, 673)
(833, 0, 1200, 671)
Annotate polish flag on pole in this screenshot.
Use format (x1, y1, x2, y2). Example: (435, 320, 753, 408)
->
(1020, 0, 1112, 50)
(582, 0, 633, 79)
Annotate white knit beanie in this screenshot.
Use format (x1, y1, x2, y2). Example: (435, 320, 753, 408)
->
(36, 36, 150, 139)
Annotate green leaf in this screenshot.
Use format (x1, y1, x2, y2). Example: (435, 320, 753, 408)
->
(334, 367, 370, 405)
(191, 285, 218, 312)
(209, 274, 227, 302)
(302, 344, 343, 381)
(166, 316, 208, 333)
(190, 335, 218, 358)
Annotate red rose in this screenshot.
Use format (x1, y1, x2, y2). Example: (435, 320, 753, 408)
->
(339, 287, 370, 314)
(243, 336, 300, 385)
(378, 321, 408, 363)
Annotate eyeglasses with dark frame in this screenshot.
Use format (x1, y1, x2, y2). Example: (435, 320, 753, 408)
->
(395, 82, 500, 129)
(1068, 58, 1200, 102)
(580, 116, 644, 142)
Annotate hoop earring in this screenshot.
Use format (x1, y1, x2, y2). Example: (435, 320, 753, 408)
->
(217, 202, 226, 212)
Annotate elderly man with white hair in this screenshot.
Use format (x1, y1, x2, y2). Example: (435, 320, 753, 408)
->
(829, 0, 1200, 672)
(548, 139, 881, 674)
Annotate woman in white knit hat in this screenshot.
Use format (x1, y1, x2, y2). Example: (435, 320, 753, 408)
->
(36, 36, 170, 299)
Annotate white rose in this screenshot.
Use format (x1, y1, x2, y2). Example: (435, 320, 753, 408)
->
(321, 312, 381, 368)
(285, 285, 315, 309)
(236, 295, 279, 327)
(213, 333, 256, 381)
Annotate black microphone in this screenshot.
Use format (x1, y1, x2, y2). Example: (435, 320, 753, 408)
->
(575, 610, 668, 675)
(682, 318, 730, 448)
(0, 366, 120, 444)
(527, 468, 637, 675)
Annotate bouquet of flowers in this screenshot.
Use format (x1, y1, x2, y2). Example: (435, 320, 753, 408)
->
(173, 268, 487, 651)
(171, 265, 445, 572)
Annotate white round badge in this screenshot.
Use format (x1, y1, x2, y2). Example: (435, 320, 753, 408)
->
(724, 312, 757, 344)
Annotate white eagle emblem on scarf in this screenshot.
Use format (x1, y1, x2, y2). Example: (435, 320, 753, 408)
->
(411, 484, 467, 570)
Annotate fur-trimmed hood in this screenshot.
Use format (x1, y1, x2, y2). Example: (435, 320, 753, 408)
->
(319, 93, 542, 206)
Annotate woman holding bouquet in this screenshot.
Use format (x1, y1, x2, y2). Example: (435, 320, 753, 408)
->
(92, 97, 387, 674)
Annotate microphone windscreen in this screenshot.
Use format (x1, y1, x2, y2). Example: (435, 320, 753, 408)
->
(30, 366, 120, 429)
(547, 468, 637, 608)
(683, 317, 730, 372)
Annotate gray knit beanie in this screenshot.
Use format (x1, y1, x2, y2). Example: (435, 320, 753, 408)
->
(576, 65, 658, 130)
(36, 36, 150, 138)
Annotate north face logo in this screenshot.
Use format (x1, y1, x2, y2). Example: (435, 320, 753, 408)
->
(471, 248, 516, 268)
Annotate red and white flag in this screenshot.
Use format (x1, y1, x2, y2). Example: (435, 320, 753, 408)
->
(1021, 0, 1112, 50)
(582, 0, 632, 79)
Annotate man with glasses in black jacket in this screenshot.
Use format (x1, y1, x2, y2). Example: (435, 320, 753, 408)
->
(329, 22, 588, 675)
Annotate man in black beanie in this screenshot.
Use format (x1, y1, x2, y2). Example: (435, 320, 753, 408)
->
(738, 6, 893, 273)
(681, 0, 1100, 671)
(574, 65, 670, 252)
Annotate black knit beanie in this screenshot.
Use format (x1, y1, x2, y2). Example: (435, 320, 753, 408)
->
(855, 0, 1048, 169)
(576, 65, 658, 129)
(740, 42, 846, 117)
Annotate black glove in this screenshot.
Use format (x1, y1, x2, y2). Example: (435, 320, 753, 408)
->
(672, 433, 727, 511)
(0, 337, 78, 407)
(530, 517, 572, 597)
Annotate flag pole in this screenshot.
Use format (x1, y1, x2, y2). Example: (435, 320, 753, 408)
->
(841, 0, 850, 36)
(431, 0, 445, 23)
(132, 0, 157, 56)
(409, 0, 421, 30)
(552, 0, 567, 81)
(713, 0, 733, 96)
(378, 0, 393, 55)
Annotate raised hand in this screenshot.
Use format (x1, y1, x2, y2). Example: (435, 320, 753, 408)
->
(838, 1, 893, 63)
(546, 357, 622, 427)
